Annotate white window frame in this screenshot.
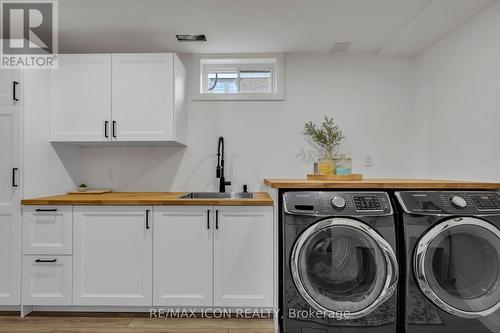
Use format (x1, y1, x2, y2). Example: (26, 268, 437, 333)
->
(193, 54, 285, 101)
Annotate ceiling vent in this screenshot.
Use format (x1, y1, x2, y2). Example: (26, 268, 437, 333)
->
(330, 42, 351, 52)
(176, 34, 207, 42)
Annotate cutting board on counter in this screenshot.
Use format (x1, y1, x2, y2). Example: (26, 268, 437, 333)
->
(307, 174, 363, 181)
(67, 190, 113, 195)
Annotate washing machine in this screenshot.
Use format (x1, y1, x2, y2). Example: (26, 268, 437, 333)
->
(396, 191, 500, 333)
(281, 191, 399, 333)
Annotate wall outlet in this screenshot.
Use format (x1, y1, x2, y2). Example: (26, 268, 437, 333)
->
(107, 168, 115, 181)
(364, 155, 373, 167)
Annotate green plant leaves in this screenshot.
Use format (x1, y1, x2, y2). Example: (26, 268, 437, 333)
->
(303, 116, 345, 158)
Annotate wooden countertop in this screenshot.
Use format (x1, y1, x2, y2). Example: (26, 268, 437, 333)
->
(21, 192, 274, 206)
(264, 178, 500, 189)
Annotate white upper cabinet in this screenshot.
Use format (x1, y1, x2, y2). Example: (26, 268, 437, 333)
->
(112, 54, 173, 142)
(73, 206, 153, 306)
(50, 54, 112, 142)
(49, 53, 186, 144)
(214, 206, 274, 308)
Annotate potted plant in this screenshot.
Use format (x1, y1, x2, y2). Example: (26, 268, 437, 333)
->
(304, 116, 345, 175)
(78, 183, 88, 192)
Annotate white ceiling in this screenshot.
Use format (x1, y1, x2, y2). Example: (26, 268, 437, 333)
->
(58, 0, 495, 55)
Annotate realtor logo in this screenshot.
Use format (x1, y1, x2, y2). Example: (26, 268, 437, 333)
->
(1, 0, 58, 68)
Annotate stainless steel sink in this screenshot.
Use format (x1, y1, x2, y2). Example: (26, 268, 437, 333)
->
(179, 192, 254, 199)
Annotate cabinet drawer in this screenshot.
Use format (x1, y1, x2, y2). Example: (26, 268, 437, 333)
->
(22, 206, 72, 255)
(22, 255, 72, 305)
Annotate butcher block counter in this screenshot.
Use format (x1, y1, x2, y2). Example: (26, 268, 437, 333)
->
(21, 192, 274, 206)
(264, 178, 500, 189)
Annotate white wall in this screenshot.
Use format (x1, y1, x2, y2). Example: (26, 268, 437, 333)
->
(79, 53, 416, 192)
(414, 1, 500, 181)
(22, 71, 80, 198)
(20, 3, 500, 195)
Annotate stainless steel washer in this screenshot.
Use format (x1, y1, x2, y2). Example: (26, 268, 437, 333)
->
(281, 191, 399, 333)
(396, 191, 500, 333)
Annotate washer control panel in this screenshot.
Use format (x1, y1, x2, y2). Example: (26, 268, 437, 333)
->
(397, 191, 500, 214)
(283, 191, 392, 216)
(353, 195, 383, 212)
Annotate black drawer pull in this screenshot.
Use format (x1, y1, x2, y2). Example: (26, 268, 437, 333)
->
(104, 121, 109, 138)
(207, 210, 210, 229)
(12, 168, 18, 187)
(35, 259, 57, 263)
(35, 208, 58, 212)
(13, 81, 19, 102)
(112, 121, 117, 138)
(215, 210, 219, 229)
(146, 209, 150, 229)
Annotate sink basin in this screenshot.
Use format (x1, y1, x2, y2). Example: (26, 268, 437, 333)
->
(180, 192, 254, 199)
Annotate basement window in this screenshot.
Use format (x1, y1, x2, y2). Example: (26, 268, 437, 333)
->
(195, 54, 284, 100)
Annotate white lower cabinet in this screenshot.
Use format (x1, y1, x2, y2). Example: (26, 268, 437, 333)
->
(153, 206, 213, 306)
(153, 205, 274, 308)
(22, 206, 72, 255)
(73, 206, 153, 306)
(19, 204, 273, 309)
(214, 206, 274, 308)
(22, 255, 72, 305)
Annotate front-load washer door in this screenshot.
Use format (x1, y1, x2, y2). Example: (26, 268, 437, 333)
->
(414, 217, 500, 318)
(290, 218, 398, 320)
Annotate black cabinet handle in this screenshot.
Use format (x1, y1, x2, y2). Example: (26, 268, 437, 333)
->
(104, 121, 109, 138)
(146, 209, 150, 229)
(35, 259, 57, 263)
(215, 210, 219, 229)
(112, 121, 117, 138)
(207, 210, 210, 229)
(35, 208, 58, 212)
(12, 168, 18, 187)
(13, 81, 19, 102)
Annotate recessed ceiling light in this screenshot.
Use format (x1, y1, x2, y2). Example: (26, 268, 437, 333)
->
(176, 34, 207, 42)
(330, 42, 351, 52)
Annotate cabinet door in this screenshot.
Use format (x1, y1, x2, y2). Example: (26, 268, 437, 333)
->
(111, 53, 174, 141)
(0, 103, 21, 305)
(214, 206, 274, 307)
(22, 255, 72, 305)
(0, 69, 22, 106)
(50, 54, 111, 141)
(73, 206, 152, 306)
(22, 206, 72, 255)
(153, 206, 213, 306)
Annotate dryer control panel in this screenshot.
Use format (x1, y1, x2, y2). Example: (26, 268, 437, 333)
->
(283, 191, 393, 216)
(396, 191, 500, 214)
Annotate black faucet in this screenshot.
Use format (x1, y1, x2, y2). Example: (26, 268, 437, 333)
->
(216, 137, 231, 192)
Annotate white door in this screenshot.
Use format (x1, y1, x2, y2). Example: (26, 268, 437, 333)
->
(0, 94, 21, 305)
(111, 53, 174, 141)
(153, 206, 213, 306)
(50, 54, 112, 141)
(214, 206, 274, 307)
(73, 206, 153, 306)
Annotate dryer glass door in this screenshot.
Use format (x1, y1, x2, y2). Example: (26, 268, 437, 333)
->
(290, 218, 398, 319)
(415, 217, 500, 318)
